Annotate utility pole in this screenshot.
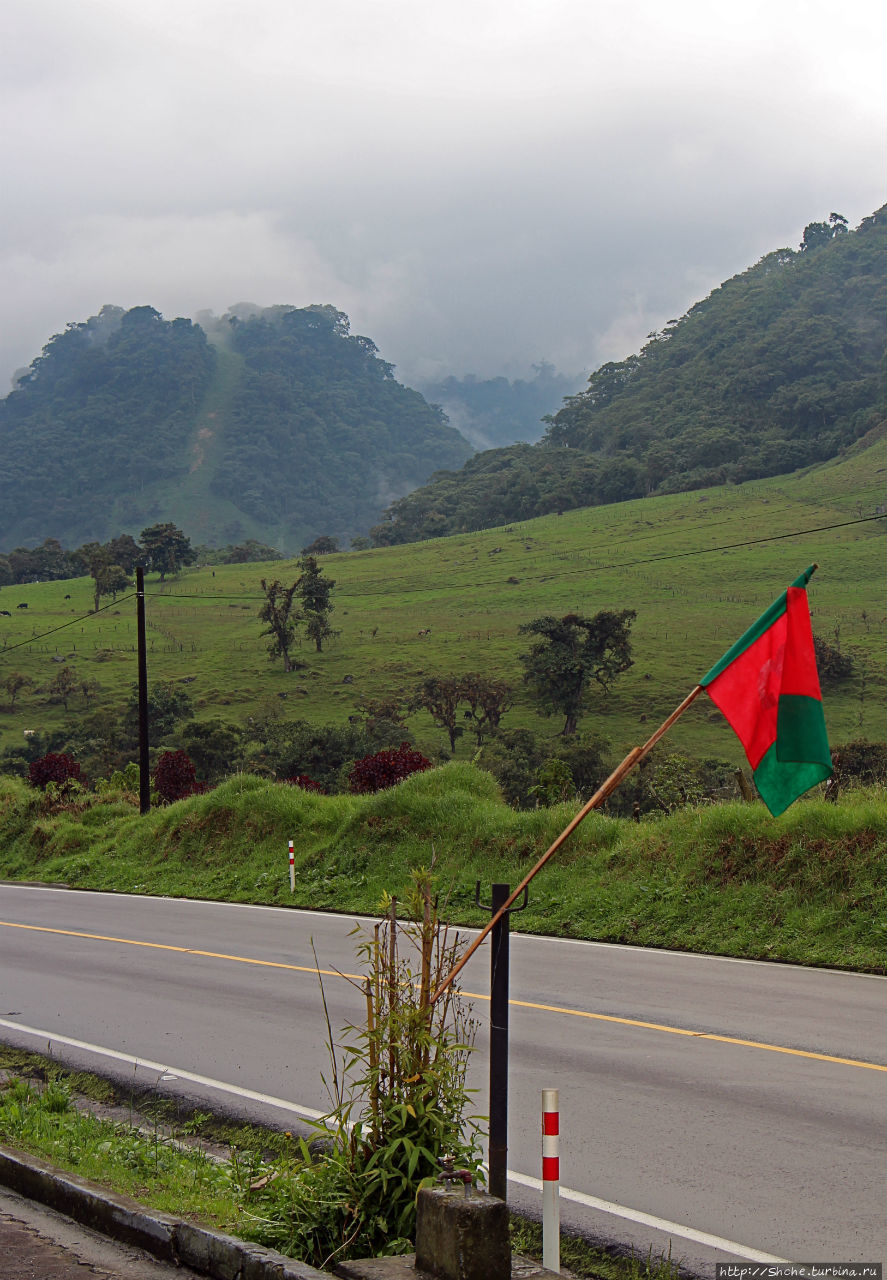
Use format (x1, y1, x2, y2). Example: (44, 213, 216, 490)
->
(136, 566, 150, 815)
(477, 881, 527, 1201)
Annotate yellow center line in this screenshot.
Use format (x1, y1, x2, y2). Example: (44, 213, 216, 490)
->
(5, 919, 886, 1074)
(464, 991, 887, 1073)
(0, 919, 362, 982)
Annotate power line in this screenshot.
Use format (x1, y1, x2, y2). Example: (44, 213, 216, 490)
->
(1, 509, 883, 657)
(148, 592, 262, 600)
(0, 593, 137, 661)
(143, 511, 887, 603)
(334, 510, 887, 598)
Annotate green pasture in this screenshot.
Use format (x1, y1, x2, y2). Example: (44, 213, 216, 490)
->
(1, 436, 885, 767)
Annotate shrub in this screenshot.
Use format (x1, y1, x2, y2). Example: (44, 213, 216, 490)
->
(28, 752, 82, 792)
(813, 634, 854, 685)
(153, 750, 201, 803)
(244, 718, 372, 793)
(177, 719, 242, 783)
(831, 741, 887, 788)
(319, 872, 482, 1255)
(347, 743, 432, 794)
(283, 774, 324, 792)
(475, 728, 545, 808)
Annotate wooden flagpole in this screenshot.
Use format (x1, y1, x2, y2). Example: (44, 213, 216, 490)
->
(431, 683, 704, 1003)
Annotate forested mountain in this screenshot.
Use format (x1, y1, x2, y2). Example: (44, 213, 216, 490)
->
(371, 206, 887, 544)
(0, 304, 471, 553)
(417, 362, 583, 449)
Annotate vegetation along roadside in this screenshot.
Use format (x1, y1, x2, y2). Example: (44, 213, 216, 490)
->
(0, 982, 683, 1279)
(2, 765, 887, 973)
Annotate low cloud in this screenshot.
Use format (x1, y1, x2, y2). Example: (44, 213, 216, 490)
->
(1, 0, 886, 391)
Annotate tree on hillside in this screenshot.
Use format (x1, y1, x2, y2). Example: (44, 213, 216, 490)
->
(125, 680, 194, 738)
(48, 665, 78, 712)
(4, 672, 33, 709)
(296, 554, 338, 652)
(91, 561, 131, 613)
(259, 578, 302, 672)
(413, 676, 464, 753)
(302, 535, 340, 555)
(519, 610, 636, 736)
(79, 677, 101, 709)
(139, 523, 195, 581)
(459, 673, 514, 746)
(105, 534, 142, 574)
(357, 695, 412, 747)
(801, 213, 848, 252)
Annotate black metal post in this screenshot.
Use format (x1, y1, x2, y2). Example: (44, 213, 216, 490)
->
(489, 882, 510, 1202)
(136, 567, 150, 815)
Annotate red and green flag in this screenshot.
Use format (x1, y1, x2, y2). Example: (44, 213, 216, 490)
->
(700, 565, 832, 816)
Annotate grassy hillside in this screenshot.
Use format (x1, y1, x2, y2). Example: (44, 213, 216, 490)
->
(1, 429, 885, 776)
(2, 767, 887, 973)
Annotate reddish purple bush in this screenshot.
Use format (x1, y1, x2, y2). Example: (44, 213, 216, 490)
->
(348, 742, 432, 795)
(153, 750, 202, 803)
(28, 752, 82, 791)
(284, 775, 325, 793)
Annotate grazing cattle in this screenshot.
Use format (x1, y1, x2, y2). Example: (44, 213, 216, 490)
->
(17, 602, 28, 609)
(417, 628, 431, 637)
(64, 594, 71, 600)
(0, 610, 10, 617)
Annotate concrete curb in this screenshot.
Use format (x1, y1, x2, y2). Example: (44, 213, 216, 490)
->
(0, 1144, 327, 1279)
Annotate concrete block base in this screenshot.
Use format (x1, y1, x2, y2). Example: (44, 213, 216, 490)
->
(414, 1186, 511, 1280)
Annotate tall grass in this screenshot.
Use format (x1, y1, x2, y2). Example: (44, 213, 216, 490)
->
(2, 768, 887, 972)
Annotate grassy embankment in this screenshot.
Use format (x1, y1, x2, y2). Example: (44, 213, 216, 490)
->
(0, 1049, 681, 1279)
(1, 430, 886, 764)
(2, 764, 887, 972)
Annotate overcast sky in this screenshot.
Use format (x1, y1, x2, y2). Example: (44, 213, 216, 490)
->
(2, 0, 887, 393)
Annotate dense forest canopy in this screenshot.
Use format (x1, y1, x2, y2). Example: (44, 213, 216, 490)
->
(371, 205, 887, 545)
(208, 305, 470, 544)
(0, 303, 471, 554)
(0, 306, 214, 547)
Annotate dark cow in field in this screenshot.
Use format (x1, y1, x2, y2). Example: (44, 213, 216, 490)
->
(0, 610, 10, 617)
(17, 602, 28, 609)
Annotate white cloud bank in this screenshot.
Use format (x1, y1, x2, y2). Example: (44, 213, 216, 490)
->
(1, 0, 886, 388)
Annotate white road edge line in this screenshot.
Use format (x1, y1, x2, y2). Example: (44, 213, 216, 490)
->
(0, 1018, 325, 1123)
(507, 1170, 790, 1263)
(0, 1018, 790, 1264)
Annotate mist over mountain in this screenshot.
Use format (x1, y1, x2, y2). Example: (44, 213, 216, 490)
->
(0, 303, 472, 554)
(370, 206, 887, 545)
(416, 362, 584, 450)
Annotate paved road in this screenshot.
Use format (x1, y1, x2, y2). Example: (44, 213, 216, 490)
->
(1, 885, 885, 1274)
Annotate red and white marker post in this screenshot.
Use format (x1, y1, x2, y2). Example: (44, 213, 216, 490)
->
(288, 839, 295, 894)
(542, 1088, 560, 1273)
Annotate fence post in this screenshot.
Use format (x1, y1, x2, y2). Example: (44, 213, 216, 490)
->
(289, 839, 295, 893)
(542, 1088, 560, 1273)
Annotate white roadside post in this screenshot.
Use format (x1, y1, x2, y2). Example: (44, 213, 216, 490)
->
(288, 839, 295, 894)
(542, 1088, 560, 1273)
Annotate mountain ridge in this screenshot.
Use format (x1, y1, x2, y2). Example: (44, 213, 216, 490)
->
(0, 303, 472, 554)
(370, 205, 887, 544)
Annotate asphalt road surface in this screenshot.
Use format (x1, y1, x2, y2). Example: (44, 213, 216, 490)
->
(1, 884, 885, 1275)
